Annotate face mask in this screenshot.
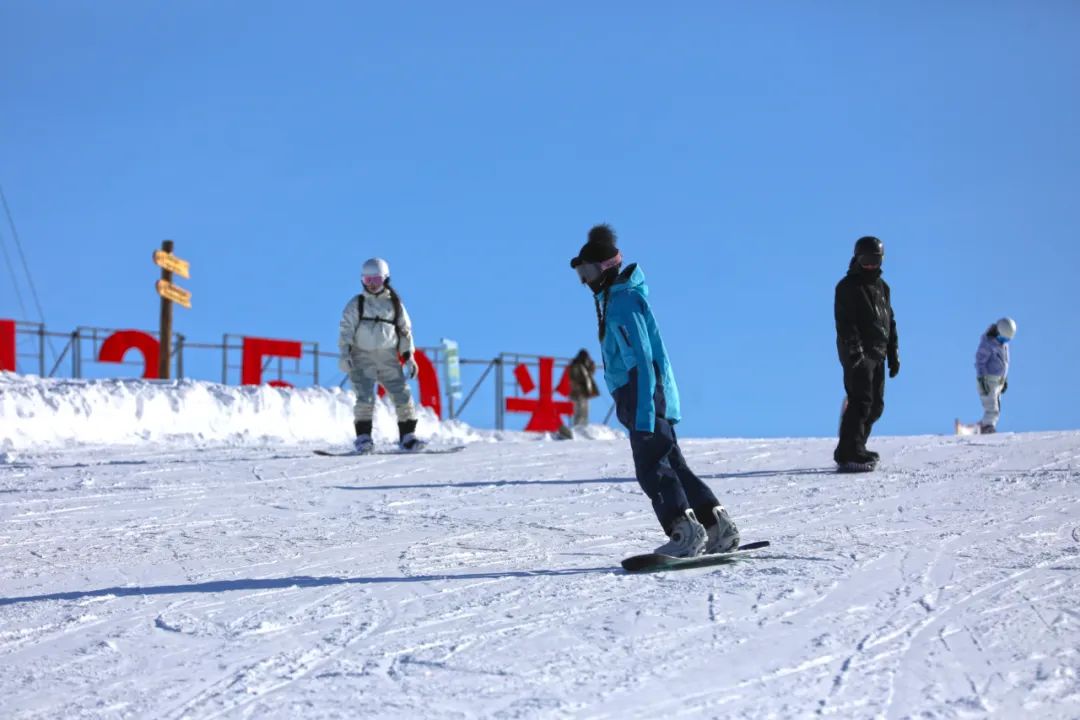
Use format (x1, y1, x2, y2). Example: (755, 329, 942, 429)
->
(571, 252, 623, 285)
(997, 336, 1010, 344)
(857, 253, 883, 270)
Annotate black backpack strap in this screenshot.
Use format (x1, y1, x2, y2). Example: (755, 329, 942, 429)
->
(388, 287, 403, 331)
(356, 290, 399, 329)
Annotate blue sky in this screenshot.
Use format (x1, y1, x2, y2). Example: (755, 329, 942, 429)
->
(2, 1, 1078, 438)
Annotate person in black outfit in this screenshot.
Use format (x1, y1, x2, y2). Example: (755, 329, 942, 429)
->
(834, 236, 899, 469)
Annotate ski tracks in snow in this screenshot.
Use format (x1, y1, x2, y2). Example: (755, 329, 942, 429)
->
(0, 436, 1078, 718)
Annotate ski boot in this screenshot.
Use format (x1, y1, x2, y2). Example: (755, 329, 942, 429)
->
(654, 509, 706, 557)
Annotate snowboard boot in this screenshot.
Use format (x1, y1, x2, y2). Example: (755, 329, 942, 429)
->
(397, 419, 425, 452)
(863, 449, 880, 462)
(353, 420, 374, 454)
(979, 424, 996, 434)
(654, 509, 707, 558)
(704, 505, 740, 555)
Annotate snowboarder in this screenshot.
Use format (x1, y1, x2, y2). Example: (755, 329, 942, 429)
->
(337, 257, 424, 453)
(834, 236, 899, 471)
(570, 224, 740, 557)
(974, 317, 1016, 434)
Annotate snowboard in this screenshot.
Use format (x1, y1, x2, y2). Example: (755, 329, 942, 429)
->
(955, 419, 981, 436)
(836, 460, 876, 474)
(621, 540, 771, 572)
(314, 445, 466, 457)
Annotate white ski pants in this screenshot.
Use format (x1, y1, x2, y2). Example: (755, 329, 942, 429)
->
(977, 375, 1004, 428)
(348, 349, 417, 422)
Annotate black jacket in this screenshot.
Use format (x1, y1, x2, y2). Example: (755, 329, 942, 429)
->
(835, 260, 898, 366)
(567, 353, 600, 400)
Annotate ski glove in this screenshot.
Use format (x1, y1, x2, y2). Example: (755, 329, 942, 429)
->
(888, 355, 900, 378)
(338, 347, 353, 373)
(1002, 378, 1008, 394)
(402, 352, 418, 380)
(978, 376, 992, 395)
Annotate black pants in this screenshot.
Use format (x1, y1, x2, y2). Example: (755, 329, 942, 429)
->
(613, 369, 718, 535)
(836, 359, 885, 462)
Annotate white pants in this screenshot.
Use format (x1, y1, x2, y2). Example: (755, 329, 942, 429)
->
(977, 375, 1004, 428)
(349, 349, 416, 422)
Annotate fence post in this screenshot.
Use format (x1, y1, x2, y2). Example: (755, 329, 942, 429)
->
(72, 329, 80, 378)
(176, 334, 185, 379)
(312, 342, 319, 386)
(495, 354, 504, 430)
(221, 333, 229, 384)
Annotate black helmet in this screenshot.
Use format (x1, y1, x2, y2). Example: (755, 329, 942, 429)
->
(854, 236, 884, 268)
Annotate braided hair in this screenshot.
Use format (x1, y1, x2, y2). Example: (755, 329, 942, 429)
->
(594, 287, 611, 342)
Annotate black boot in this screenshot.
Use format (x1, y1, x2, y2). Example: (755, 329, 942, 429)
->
(353, 419, 374, 454)
(397, 419, 424, 451)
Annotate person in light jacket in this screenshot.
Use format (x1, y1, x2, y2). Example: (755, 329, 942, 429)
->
(338, 257, 422, 452)
(975, 317, 1016, 433)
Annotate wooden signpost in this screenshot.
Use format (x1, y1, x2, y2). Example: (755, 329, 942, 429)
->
(153, 240, 192, 379)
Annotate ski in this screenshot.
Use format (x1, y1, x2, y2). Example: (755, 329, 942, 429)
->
(313, 445, 466, 457)
(621, 540, 771, 572)
(955, 418, 981, 436)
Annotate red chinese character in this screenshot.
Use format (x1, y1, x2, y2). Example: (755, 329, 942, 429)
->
(505, 356, 574, 432)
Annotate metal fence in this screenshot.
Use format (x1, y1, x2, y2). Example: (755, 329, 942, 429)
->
(4, 320, 615, 430)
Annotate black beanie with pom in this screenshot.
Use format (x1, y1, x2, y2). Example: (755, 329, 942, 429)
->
(574, 224, 620, 265)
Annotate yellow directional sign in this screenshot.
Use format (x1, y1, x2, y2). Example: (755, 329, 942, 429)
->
(156, 279, 192, 309)
(153, 250, 191, 278)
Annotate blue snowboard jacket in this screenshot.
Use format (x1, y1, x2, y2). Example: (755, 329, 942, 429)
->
(596, 264, 681, 432)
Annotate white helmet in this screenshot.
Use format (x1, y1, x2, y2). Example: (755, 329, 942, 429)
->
(362, 257, 389, 280)
(995, 317, 1017, 340)
(361, 257, 389, 292)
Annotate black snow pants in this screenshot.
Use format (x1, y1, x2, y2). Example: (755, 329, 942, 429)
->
(613, 368, 719, 535)
(836, 358, 886, 462)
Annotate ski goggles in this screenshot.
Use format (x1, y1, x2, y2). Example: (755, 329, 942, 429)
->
(362, 274, 386, 289)
(571, 252, 623, 285)
(997, 336, 1011, 344)
(856, 253, 883, 268)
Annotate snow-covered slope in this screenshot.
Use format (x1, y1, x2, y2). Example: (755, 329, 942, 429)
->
(1, 378, 1078, 718)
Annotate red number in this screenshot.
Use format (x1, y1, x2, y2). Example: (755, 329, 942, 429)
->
(97, 330, 161, 379)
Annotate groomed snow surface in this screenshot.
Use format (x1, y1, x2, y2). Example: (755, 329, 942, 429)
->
(1, 375, 1078, 719)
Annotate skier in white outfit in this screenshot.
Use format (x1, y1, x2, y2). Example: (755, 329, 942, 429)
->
(338, 258, 423, 452)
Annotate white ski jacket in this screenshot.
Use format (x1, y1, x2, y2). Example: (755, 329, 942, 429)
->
(338, 290, 414, 368)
